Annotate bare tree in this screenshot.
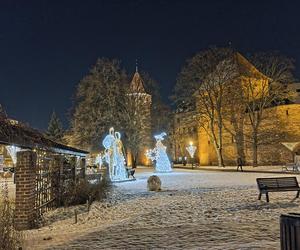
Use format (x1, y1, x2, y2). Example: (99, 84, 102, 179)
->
(195, 55, 239, 167)
(175, 47, 240, 167)
(244, 52, 295, 166)
(222, 77, 246, 163)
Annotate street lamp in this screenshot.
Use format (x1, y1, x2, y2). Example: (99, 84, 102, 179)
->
(186, 141, 197, 169)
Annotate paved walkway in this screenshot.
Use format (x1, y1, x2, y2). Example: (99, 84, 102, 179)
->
(173, 164, 300, 175)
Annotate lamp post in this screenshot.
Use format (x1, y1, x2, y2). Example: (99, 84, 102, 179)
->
(186, 141, 197, 169)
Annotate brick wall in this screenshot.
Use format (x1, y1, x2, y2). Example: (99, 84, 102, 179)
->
(14, 151, 37, 230)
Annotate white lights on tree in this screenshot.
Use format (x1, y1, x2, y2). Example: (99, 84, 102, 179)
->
(186, 143, 197, 158)
(103, 127, 128, 181)
(6, 145, 21, 165)
(147, 132, 172, 173)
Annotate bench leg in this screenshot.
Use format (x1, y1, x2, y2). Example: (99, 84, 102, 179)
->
(258, 192, 262, 200)
(266, 192, 269, 202)
(296, 191, 300, 198)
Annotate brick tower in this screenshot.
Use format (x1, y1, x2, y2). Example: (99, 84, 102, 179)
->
(126, 66, 152, 167)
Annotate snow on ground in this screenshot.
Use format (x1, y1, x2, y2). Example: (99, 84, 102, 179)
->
(25, 169, 300, 249)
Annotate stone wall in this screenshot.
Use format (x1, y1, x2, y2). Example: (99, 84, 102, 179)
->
(196, 104, 300, 166)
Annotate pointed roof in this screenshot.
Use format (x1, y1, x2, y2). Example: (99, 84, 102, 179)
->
(129, 71, 147, 93)
(234, 52, 270, 80)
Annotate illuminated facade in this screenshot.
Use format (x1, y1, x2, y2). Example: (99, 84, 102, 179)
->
(169, 108, 199, 163)
(172, 53, 300, 166)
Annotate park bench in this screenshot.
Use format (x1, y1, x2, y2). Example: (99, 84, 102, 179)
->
(256, 177, 300, 202)
(282, 162, 300, 172)
(126, 168, 135, 179)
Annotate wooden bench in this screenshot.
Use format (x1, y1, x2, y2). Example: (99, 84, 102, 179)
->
(256, 177, 300, 202)
(126, 168, 135, 179)
(282, 163, 300, 172)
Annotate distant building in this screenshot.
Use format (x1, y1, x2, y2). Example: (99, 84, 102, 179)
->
(169, 107, 198, 164)
(288, 82, 300, 104)
(126, 69, 152, 166)
(172, 52, 300, 166)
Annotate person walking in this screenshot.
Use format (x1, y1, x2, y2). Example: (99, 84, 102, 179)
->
(237, 157, 244, 172)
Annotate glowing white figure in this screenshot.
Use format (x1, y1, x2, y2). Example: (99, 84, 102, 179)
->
(186, 143, 197, 158)
(113, 132, 128, 180)
(102, 127, 128, 181)
(147, 132, 172, 173)
(6, 146, 21, 165)
(95, 153, 103, 169)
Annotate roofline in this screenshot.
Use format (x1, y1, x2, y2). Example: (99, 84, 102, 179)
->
(0, 140, 89, 157)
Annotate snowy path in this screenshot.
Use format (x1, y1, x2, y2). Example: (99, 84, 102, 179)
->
(25, 169, 300, 249)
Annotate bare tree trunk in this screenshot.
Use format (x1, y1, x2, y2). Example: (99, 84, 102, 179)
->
(208, 119, 225, 167)
(217, 116, 225, 167)
(132, 158, 136, 169)
(215, 145, 225, 167)
(211, 130, 225, 167)
(252, 130, 258, 167)
(132, 152, 139, 169)
(235, 131, 246, 163)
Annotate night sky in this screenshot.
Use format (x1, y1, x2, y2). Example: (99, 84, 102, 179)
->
(1, 0, 300, 130)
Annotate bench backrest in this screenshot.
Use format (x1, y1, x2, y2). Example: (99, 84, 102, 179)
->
(256, 177, 299, 190)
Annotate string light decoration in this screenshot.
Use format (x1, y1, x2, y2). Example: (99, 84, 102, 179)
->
(103, 127, 128, 181)
(186, 142, 196, 158)
(5, 145, 21, 165)
(146, 132, 172, 173)
(186, 142, 197, 167)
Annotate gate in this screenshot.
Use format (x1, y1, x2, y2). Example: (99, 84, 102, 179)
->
(35, 151, 78, 218)
(35, 150, 60, 217)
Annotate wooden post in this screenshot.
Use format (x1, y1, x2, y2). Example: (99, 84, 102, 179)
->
(74, 209, 77, 224)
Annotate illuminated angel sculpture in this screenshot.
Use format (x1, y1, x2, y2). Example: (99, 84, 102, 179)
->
(146, 132, 172, 173)
(103, 127, 128, 181)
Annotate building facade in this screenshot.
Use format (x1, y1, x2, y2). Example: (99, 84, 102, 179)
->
(169, 108, 199, 164)
(172, 53, 300, 166)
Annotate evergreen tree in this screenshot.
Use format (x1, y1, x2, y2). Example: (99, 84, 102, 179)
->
(69, 58, 127, 150)
(0, 104, 7, 120)
(46, 112, 64, 142)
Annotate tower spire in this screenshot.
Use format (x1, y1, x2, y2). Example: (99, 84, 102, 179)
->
(135, 59, 138, 73)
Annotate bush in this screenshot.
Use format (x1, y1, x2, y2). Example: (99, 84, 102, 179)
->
(0, 182, 23, 250)
(62, 175, 111, 207)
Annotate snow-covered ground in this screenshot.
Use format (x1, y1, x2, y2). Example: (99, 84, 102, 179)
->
(25, 169, 300, 249)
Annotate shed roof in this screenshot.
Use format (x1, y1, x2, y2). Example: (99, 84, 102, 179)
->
(0, 119, 88, 156)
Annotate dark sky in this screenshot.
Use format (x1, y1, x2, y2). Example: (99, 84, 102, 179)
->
(1, 0, 300, 130)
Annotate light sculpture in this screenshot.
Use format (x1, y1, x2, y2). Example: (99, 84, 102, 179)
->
(186, 142, 197, 168)
(102, 127, 128, 181)
(146, 132, 172, 173)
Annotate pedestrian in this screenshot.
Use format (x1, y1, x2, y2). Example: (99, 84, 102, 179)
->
(237, 157, 243, 172)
